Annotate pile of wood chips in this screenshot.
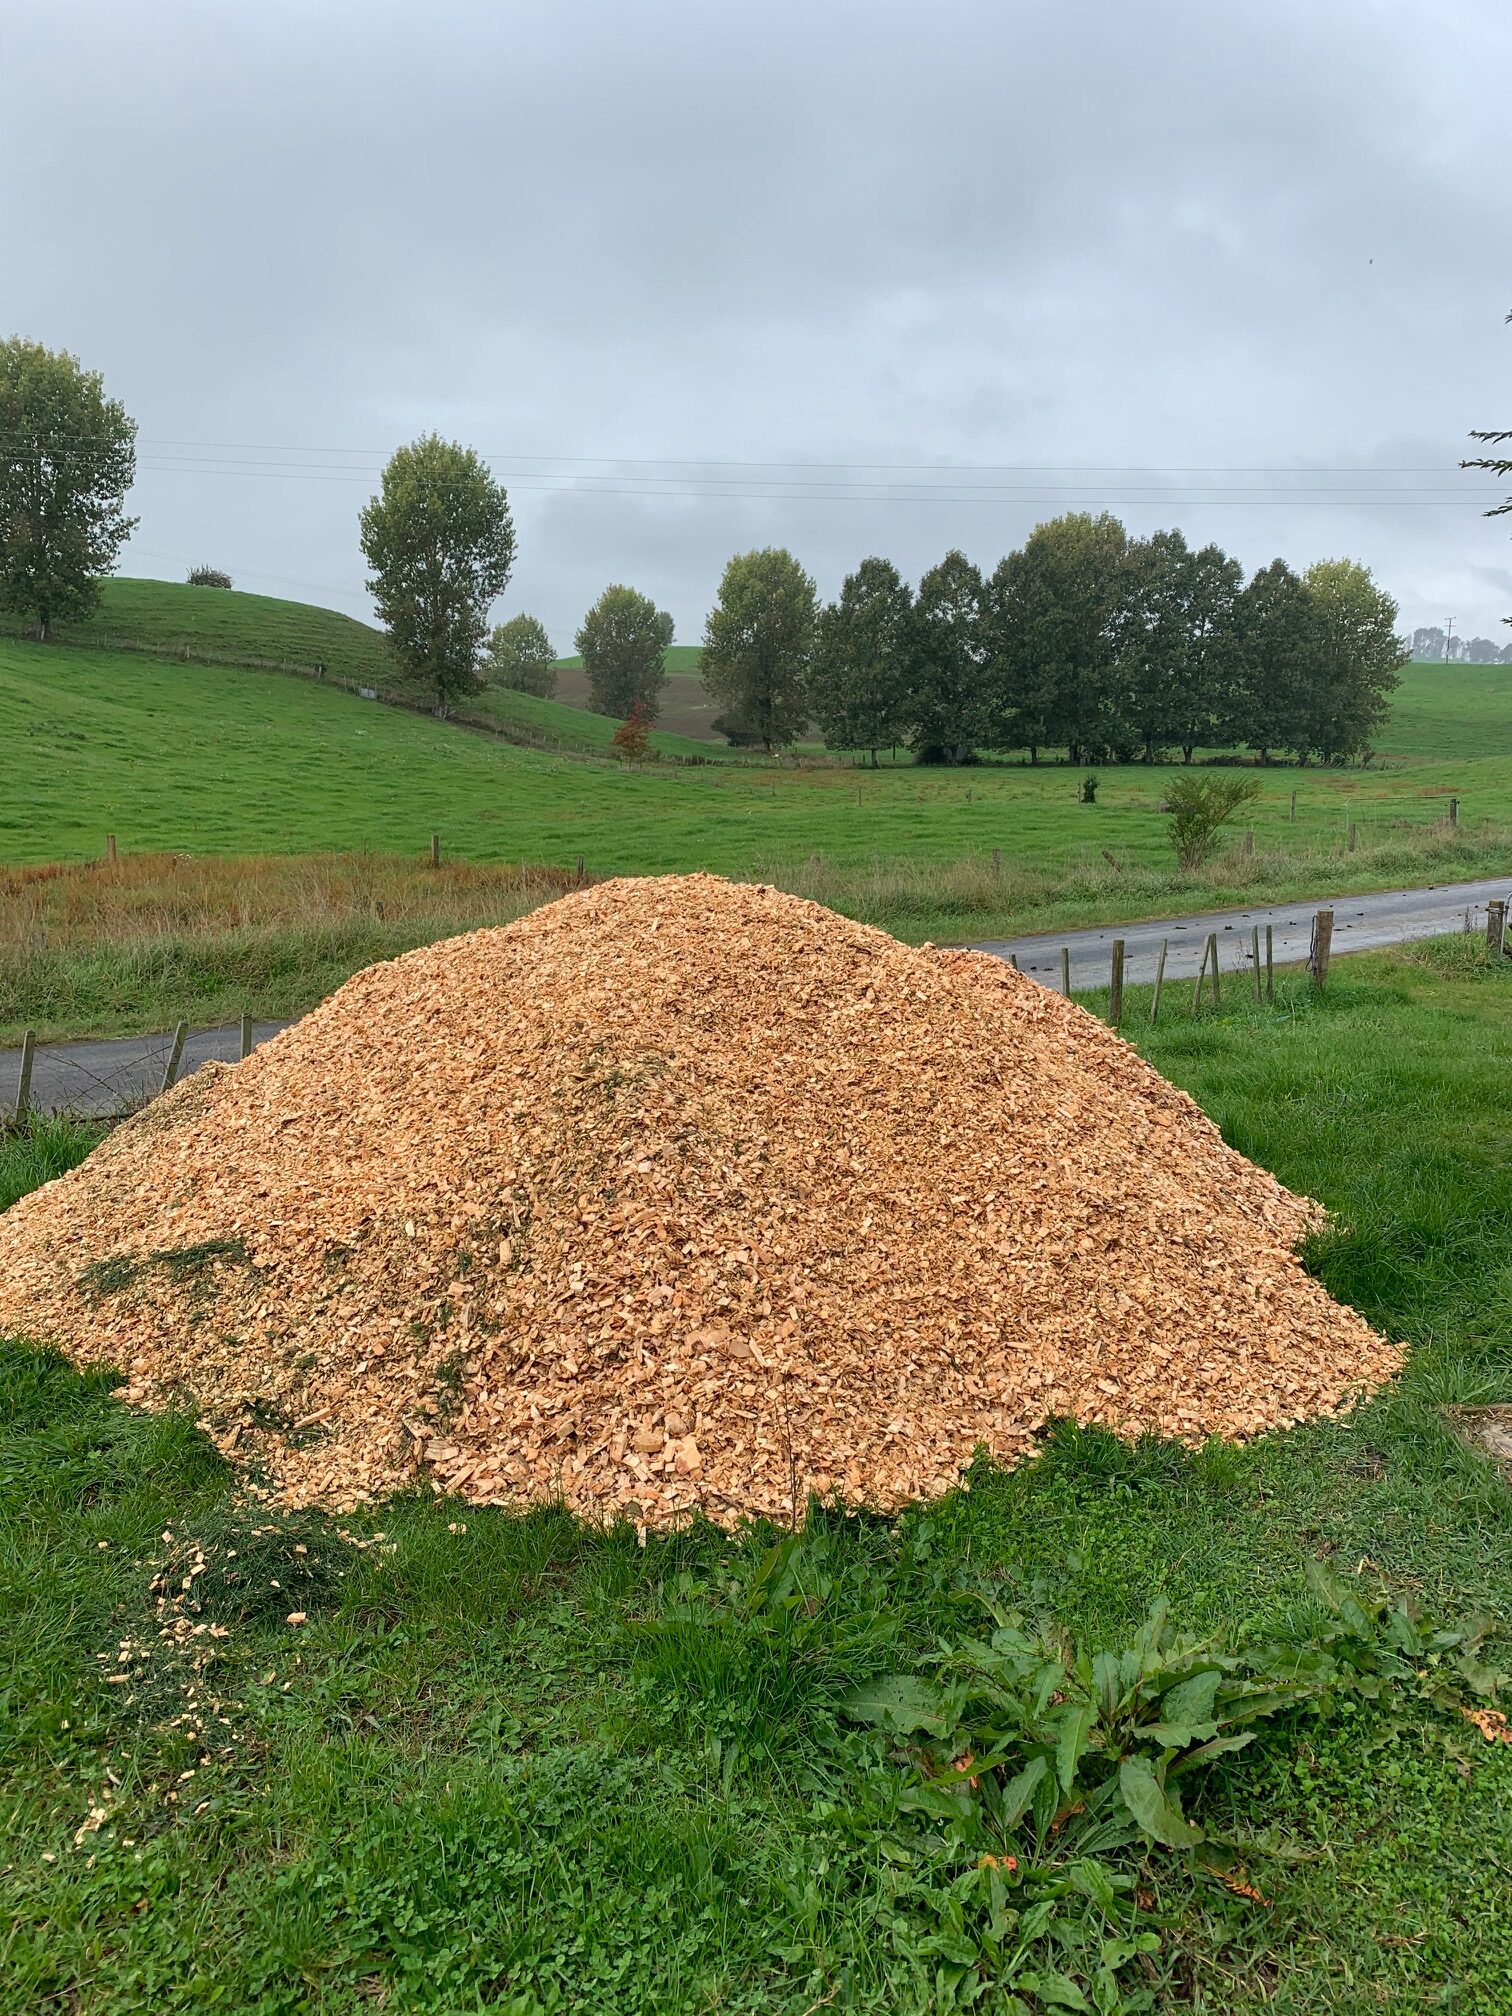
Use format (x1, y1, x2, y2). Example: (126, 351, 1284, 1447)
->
(0, 875, 1402, 1528)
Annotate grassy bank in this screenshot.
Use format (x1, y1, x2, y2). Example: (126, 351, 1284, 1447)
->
(4, 827, 1510, 1045)
(1, 942, 1509, 2011)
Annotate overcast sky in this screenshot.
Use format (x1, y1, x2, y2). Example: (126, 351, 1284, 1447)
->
(6, 0, 1510, 650)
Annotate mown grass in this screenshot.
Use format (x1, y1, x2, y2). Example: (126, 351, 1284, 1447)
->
(1, 944, 1510, 2011)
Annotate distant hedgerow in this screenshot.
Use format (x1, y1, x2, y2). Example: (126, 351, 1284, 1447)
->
(187, 565, 233, 589)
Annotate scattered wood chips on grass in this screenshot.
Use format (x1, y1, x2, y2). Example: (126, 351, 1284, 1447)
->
(0, 875, 1402, 1527)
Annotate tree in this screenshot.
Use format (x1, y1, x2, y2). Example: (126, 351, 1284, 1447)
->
(0, 337, 137, 641)
(359, 434, 515, 715)
(1232, 560, 1324, 762)
(611, 699, 654, 761)
(1303, 559, 1406, 762)
(187, 564, 233, 589)
(908, 550, 988, 763)
(808, 556, 912, 765)
(702, 548, 817, 753)
(1117, 533, 1243, 763)
(575, 585, 668, 720)
(485, 613, 557, 696)
(1411, 625, 1446, 662)
(986, 514, 1126, 763)
(655, 608, 676, 653)
(1465, 635, 1503, 664)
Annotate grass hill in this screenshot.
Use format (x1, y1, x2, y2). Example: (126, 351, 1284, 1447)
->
(0, 578, 730, 761)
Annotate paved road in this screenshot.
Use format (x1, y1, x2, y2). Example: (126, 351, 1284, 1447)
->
(4, 873, 1509, 1117)
(971, 872, 1512, 991)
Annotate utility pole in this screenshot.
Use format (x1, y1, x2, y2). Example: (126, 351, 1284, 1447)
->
(1444, 616, 1454, 664)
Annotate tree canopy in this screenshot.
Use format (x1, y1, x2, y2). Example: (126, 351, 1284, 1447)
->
(485, 613, 557, 697)
(0, 337, 137, 641)
(359, 435, 515, 715)
(808, 557, 912, 766)
(575, 585, 668, 721)
(702, 548, 817, 753)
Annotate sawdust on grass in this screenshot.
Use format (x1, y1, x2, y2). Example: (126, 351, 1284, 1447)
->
(0, 875, 1402, 1527)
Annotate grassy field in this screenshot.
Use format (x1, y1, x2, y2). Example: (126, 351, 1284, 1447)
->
(0, 579, 733, 764)
(2, 939, 1509, 2012)
(5, 635, 1511, 1040)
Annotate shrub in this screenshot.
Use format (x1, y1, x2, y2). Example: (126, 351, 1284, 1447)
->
(187, 565, 233, 589)
(1080, 771, 1100, 804)
(1165, 773, 1261, 869)
(611, 700, 654, 763)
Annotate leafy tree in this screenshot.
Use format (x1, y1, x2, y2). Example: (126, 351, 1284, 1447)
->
(909, 549, 987, 763)
(655, 608, 675, 653)
(1119, 532, 1243, 763)
(187, 564, 233, 589)
(1303, 559, 1406, 761)
(1411, 624, 1446, 662)
(1465, 635, 1502, 664)
(485, 613, 557, 696)
(611, 699, 654, 761)
(1165, 774, 1261, 869)
(1232, 559, 1324, 762)
(809, 556, 912, 765)
(359, 435, 515, 715)
(702, 548, 817, 753)
(0, 337, 137, 641)
(988, 514, 1126, 763)
(575, 585, 668, 720)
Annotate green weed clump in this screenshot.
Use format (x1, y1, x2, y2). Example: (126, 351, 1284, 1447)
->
(0, 1111, 100, 1210)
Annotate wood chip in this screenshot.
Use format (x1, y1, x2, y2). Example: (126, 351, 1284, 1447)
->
(0, 875, 1402, 1528)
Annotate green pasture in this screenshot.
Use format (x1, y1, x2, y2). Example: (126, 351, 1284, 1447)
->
(4, 638, 1509, 880)
(2, 942, 1510, 2011)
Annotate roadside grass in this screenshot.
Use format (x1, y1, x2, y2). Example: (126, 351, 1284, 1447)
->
(4, 823, 1509, 1045)
(0, 1112, 101, 1210)
(1, 945, 1510, 2010)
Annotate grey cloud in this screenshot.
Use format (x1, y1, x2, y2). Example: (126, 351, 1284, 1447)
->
(4, 0, 1508, 651)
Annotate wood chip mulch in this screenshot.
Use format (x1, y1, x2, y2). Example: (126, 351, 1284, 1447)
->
(0, 874, 1403, 1527)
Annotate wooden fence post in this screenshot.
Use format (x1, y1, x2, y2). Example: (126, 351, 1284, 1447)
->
(429, 833, 440, 868)
(1346, 819, 1357, 853)
(1061, 946, 1071, 995)
(1192, 937, 1210, 1013)
(991, 847, 1001, 877)
(1251, 924, 1262, 1001)
(1208, 932, 1221, 1005)
(1449, 797, 1459, 830)
(1289, 790, 1297, 822)
(1109, 940, 1125, 1027)
(13, 1031, 36, 1122)
(1150, 939, 1168, 1022)
(1008, 953, 1019, 972)
(1243, 828, 1254, 858)
(239, 1014, 253, 1061)
(106, 832, 117, 864)
(576, 853, 586, 886)
(161, 1022, 189, 1096)
(1488, 900, 1507, 959)
(1308, 908, 1334, 989)
(1265, 924, 1274, 1001)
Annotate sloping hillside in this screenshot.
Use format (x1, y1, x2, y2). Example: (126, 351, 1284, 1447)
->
(0, 578, 731, 759)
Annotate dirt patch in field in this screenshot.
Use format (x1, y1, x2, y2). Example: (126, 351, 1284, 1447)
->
(0, 875, 1402, 1527)
(1446, 1406, 1512, 1481)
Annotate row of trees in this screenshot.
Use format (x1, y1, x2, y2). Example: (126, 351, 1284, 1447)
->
(1408, 625, 1512, 664)
(695, 522, 1408, 765)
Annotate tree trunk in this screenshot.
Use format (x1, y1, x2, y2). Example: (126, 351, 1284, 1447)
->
(1182, 744, 1194, 765)
(1029, 745, 1038, 766)
(37, 607, 50, 643)
(868, 748, 878, 769)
